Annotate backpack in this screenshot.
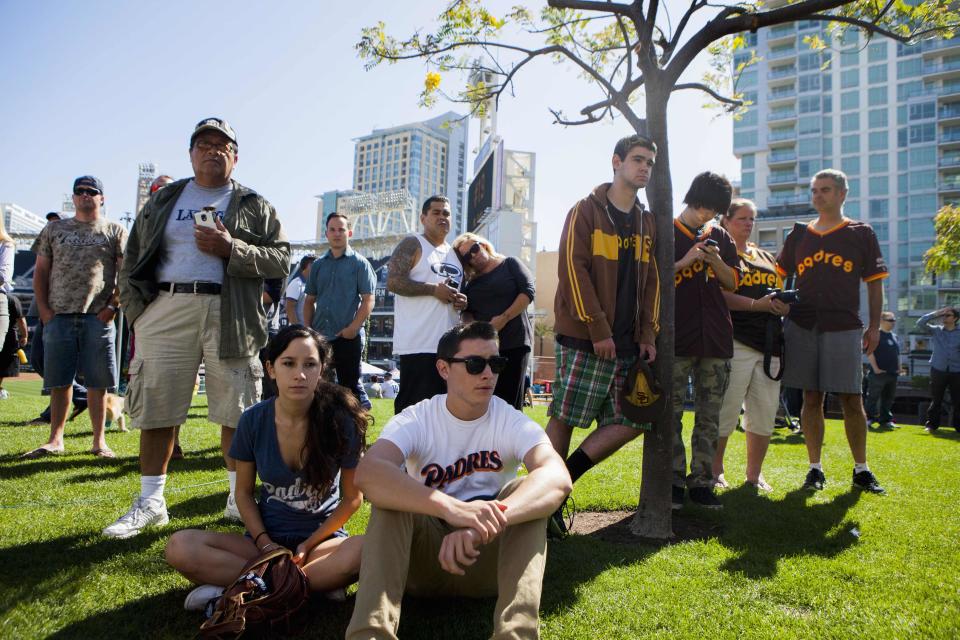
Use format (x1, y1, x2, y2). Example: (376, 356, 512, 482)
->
(199, 547, 310, 639)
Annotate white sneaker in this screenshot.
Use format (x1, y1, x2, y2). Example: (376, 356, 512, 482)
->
(184, 584, 225, 611)
(0, 389, 8, 399)
(103, 495, 169, 539)
(223, 494, 241, 521)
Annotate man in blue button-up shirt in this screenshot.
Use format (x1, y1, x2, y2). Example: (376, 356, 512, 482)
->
(917, 307, 960, 432)
(304, 213, 377, 405)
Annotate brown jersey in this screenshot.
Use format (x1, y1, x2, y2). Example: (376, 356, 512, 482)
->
(732, 245, 784, 354)
(674, 220, 741, 358)
(775, 219, 888, 332)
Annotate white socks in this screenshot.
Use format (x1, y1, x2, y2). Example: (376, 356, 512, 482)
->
(228, 470, 237, 497)
(854, 462, 870, 473)
(809, 462, 823, 471)
(141, 474, 167, 506)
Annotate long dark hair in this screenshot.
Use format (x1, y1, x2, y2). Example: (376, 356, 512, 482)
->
(265, 325, 368, 495)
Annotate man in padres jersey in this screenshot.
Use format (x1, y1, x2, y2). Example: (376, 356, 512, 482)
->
(776, 169, 887, 495)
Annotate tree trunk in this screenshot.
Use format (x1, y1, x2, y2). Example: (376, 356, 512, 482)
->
(630, 88, 675, 539)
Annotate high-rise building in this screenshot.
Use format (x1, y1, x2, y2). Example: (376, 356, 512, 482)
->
(732, 18, 958, 374)
(136, 162, 158, 215)
(350, 111, 469, 236)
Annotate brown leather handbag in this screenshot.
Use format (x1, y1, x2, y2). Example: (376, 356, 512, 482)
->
(199, 547, 310, 639)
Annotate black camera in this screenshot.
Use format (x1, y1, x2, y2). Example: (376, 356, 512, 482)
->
(704, 238, 719, 249)
(769, 288, 800, 304)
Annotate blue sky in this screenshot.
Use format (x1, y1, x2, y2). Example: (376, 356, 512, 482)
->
(0, 1, 738, 250)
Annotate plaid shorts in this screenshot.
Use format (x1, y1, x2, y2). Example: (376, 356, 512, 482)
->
(548, 342, 650, 430)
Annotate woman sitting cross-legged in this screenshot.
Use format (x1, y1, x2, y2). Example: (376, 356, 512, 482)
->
(165, 324, 367, 611)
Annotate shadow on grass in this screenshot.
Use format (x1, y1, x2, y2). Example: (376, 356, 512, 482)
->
(927, 428, 960, 442)
(0, 446, 226, 481)
(716, 485, 862, 579)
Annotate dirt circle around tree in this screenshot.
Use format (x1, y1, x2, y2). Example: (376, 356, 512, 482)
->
(569, 510, 723, 545)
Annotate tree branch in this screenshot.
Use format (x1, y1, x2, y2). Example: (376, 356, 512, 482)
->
(547, 0, 633, 15)
(615, 13, 634, 82)
(673, 82, 743, 107)
(801, 14, 958, 43)
(549, 104, 613, 126)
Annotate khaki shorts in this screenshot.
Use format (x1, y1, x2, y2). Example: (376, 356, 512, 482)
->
(126, 291, 262, 430)
(718, 340, 780, 438)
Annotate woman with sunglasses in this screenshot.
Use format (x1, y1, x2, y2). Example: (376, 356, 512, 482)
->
(165, 325, 367, 611)
(451, 233, 535, 409)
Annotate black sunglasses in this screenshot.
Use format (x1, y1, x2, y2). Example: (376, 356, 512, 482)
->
(74, 187, 101, 197)
(445, 355, 508, 375)
(458, 242, 481, 262)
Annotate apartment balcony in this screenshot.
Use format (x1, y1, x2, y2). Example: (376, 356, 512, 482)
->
(939, 154, 960, 168)
(767, 108, 797, 123)
(939, 104, 960, 125)
(767, 65, 797, 81)
(768, 129, 797, 146)
(768, 150, 798, 167)
(766, 87, 797, 104)
(767, 23, 796, 44)
(768, 46, 797, 61)
(922, 38, 960, 57)
(768, 173, 799, 185)
(938, 176, 960, 194)
(924, 59, 960, 82)
(940, 128, 960, 150)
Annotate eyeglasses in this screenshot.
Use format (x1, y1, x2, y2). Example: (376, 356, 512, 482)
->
(74, 188, 101, 197)
(445, 355, 508, 375)
(458, 242, 481, 263)
(882, 317, 896, 323)
(194, 139, 235, 154)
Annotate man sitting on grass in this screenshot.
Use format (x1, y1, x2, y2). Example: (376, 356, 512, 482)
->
(345, 321, 572, 639)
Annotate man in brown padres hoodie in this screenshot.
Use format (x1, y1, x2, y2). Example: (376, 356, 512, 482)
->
(546, 134, 661, 537)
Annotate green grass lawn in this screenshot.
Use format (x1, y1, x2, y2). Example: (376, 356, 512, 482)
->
(1, 379, 958, 639)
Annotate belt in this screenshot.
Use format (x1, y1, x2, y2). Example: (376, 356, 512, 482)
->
(158, 281, 222, 295)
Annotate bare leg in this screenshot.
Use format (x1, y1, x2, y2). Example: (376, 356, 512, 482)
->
(40, 385, 72, 451)
(301, 536, 364, 591)
(744, 431, 771, 484)
(140, 426, 177, 476)
(165, 529, 259, 586)
(801, 390, 825, 464)
(839, 392, 867, 465)
(578, 423, 641, 465)
(546, 416, 574, 460)
(712, 436, 729, 479)
(86, 388, 108, 451)
(221, 425, 236, 472)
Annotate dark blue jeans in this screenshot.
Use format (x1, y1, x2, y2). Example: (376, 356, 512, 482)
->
(865, 372, 897, 424)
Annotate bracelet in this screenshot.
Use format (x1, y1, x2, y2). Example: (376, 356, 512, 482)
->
(253, 531, 269, 545)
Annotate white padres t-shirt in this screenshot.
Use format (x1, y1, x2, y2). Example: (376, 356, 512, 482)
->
(380, 394, 550, 500)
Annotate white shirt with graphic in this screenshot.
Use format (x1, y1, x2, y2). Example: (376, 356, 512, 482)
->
(379, 394, 549, 501)
(155, 180, 233, 285)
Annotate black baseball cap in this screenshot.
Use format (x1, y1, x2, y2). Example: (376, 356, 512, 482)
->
(619, 358, 665, 425)
(73, 175, 103, 194)
(45, 211, 61, 221)
(190, 117, 238, 147)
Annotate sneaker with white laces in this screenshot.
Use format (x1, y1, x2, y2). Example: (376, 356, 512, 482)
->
(223, 494, 241, 521)
(184, 584, 225, 611)
(103, 495, 169, 539)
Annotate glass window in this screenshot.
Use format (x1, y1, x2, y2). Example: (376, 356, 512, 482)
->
(799, 159, 822, 179)
(909, 193, 937, 212)
(898, 173, 909, 192)
(735, 110, 758, 127)
(873, 221, 889, 239)
(909, 217, 935, 238)
(742, 154, 755, 169)
(734, 130, 758, 148)
(897, 105, 908, 125)
(868, 64, 887, 84)
(869, 131, 889, 151)
(848, 178, 860, 198)
(841, 69, 859, 88)
(868, 42, 888, 62)
(841, 134, 860, 154)
(909, 123, 936, 144)
(741, 172, 755, 189)
(869, 200, 889, 219)
(897, 80, 922, 101)
(869, 176, 889, 196)
(898, 219, 909, 240)
(897, 58, 922, 79)
(799, 96, 820, 113)
(822, 116, 833, 134)
(841, 50, 859, 67)
(845, 200, 861, 216)
(898, 41, 921, 57)
(868, 109, 888, 129)
(868, 87, 887, 106)
(798, 137, 820, 157)
(823, 137, 833, 156)
(823, 95, 833, 113)
(799, 74, 821, 92)
(909, 169, 936, 190)
(909, 146, 936, 167)
(841, 156, 860, 175)
(869, 154, 889, 173)
(840, 113, 859, 131)
(799, 115, 821, 134)
(898, 150, 908, 168)
(897, 127, 908, 148)
(841, 90, 859, 110)
(822, 73, 832, 91)
(909, 102, 935, 120)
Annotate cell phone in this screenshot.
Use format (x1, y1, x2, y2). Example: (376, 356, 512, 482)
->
(704, 238, 719, 249)
(195, 206, 218, 229)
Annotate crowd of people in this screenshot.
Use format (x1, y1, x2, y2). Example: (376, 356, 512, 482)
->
(3, 119, 959, 637)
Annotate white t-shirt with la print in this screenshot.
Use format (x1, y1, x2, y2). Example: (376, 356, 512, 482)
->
(380, 394, 550, 501)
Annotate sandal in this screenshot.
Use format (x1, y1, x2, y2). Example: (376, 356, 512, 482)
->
(21, 446, 64, 459)
(91, 447, 116, 458)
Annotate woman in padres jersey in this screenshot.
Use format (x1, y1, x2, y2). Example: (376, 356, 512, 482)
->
(713, 199, 790, 492)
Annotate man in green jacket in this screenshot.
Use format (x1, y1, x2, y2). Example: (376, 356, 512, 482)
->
(104, 117, 289, 539)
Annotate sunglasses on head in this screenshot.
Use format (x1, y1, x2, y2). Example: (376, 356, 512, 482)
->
(459, 242, 481, 262)
(74, 187, 101, 197)
(445, 355, 508, 375)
